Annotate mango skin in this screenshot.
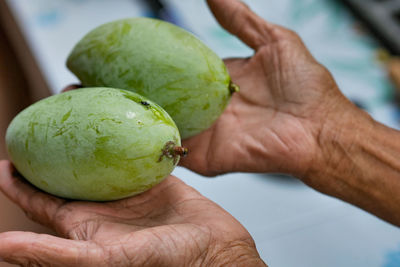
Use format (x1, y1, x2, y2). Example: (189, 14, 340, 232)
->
(67, 18, 232, 139)
(6, 88, 181, 201)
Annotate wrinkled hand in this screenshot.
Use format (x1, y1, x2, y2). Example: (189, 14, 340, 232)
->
(180, 0, 354, 177)
(0, 161, 265, 267)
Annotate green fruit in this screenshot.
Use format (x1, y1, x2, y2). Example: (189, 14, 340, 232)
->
(6, 88, 183, 201)
(67, 18, 237, 139)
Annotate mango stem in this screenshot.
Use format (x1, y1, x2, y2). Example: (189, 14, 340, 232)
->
(229, 81, 240, 94)
(159, 142, 188, 164)
(173, 146, 189, 158)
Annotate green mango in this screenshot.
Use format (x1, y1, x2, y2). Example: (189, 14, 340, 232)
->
(6, 88, 184, 201)
(67, 18, 237, 139)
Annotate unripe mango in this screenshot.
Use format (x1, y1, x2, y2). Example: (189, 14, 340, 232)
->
(6, 88, 183, 201)
(67, 18, 236, 139)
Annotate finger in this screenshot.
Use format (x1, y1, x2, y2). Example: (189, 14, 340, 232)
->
(0, 231, 103, 266)
(0, 161, 66, 228)
(110, 176, 203, 212)
(61, 84, 82, 93)
(207, 0, 273, 50)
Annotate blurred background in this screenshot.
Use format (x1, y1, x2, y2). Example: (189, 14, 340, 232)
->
(0, 0, 400, 266)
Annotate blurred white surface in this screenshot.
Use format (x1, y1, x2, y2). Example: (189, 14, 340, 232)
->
(5, 0, 400, 266)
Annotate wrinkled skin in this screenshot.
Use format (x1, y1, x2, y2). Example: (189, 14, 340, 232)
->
(0, 161, 265, 266)
(180, 0, 352, 178)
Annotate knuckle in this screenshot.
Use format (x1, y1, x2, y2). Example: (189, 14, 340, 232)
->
(282, 29, 302, 42)
(272, 26, 303, 43)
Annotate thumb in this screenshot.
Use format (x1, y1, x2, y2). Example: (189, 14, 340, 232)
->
(0, 232, 104, 266)
(207, 0, 272, 50)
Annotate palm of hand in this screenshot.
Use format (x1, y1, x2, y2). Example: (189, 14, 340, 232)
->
(181, 4, 348, 177)
(0, 162, 259, 266)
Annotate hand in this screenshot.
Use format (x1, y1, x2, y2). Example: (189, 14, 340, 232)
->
(180, 0, 356, 177)
(0, 161, 266, 266)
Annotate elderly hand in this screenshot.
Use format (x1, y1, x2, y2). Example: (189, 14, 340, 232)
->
(0, 161, 266, 266)
(180, 0, 355, 177)
(183, 0, 400, 227)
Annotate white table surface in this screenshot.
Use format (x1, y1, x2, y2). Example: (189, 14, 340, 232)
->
(5, 0, 400, 266)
